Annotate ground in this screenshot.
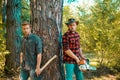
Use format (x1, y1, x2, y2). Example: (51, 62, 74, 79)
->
(0, 53, 120, 80)
(0, 74, 119, 80)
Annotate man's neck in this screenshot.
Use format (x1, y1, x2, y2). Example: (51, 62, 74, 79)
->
(24, 33, 31, 37)
(68, 29, 76, 33)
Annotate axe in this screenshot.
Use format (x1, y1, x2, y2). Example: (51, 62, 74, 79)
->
(40, 55, 57, 72)
(19, 55, 57, 79)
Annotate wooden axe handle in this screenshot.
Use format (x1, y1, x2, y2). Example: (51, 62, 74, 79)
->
(41, 55, 57, 72)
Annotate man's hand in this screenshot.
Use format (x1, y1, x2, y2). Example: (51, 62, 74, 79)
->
(20, 59, 23, 65)
(81, 57, 86, 60)
(75, 58, 80, 65)
(35, 54, 42, 76)
(35, 67, 41, 77)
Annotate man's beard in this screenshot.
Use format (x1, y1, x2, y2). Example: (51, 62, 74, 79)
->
(70, 29, 75, 32)
(24, 32, 31, 37)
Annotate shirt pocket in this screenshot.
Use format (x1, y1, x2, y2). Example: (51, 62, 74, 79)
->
(69, 38, 75, 44)
(28, 40, 35, 52)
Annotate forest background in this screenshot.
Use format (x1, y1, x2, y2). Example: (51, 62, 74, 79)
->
(0, 0, 120, 80)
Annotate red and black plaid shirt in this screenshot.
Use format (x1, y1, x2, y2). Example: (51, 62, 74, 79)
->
(62, 30, 81, 64)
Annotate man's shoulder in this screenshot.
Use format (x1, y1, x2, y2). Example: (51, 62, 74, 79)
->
(75, 32, 79, 35)
(63, 32, 69, 36)
(30, 33, 39, 38)
(30, 34, 42, 40)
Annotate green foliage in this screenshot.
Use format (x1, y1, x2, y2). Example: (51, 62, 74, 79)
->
(0, 0, 7, 77)
(77, 0, 120, 71)
(0, 14, 9, 77)
(21, 0, 30, 22)
(93, 0, 120, 69)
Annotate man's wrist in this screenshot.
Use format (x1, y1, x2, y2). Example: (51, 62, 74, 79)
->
(75, 57, 79, 61)
(82, 57, 86, 60)
(36, 65, 40, 69)
(20, 60, 23, 65)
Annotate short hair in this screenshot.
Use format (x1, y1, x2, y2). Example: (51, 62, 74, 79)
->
(22, 21, 31, 27)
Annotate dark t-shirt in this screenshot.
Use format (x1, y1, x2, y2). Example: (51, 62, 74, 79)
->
(21, 33, 42, 69)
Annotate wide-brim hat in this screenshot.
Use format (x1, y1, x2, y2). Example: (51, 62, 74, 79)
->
(65, 18, 79, 25)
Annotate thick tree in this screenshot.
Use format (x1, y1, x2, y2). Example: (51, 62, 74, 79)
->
(0, 0, 1, 13)
(5, 0, 22, 75)
(30, 0, 65, 80)
(0, 0, 2, 21)
(2, 0, 6, 24)
(0, 0, 2, 8)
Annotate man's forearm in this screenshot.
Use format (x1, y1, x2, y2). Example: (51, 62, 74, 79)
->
(79, 48, 85, 59)
(65, 49, 79, 61)
(36, 54, 42, 69)
(20, 52, 23, 64)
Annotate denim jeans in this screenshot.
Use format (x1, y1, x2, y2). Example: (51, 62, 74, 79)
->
(65, 63, 84, 80)
(20, 69, 41, 80)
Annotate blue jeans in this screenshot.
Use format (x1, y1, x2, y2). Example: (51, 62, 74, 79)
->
(65, 63, 84, 80)
(20, 69, 41, 80)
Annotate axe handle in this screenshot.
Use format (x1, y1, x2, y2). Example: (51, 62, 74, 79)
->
(41, 55, 57, 72)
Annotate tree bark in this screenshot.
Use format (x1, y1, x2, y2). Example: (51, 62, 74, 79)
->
(30, 0, 65, 80)
(5, 0, 22, 75)
(0, 0, 2, 19)
(0, 0, 2, 8)
(2, 0, 7, 24)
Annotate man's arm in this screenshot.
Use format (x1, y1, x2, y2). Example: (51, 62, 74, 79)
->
(20, 52, 23, 65)
(65, 49, 80, 64)
(79, 48, 86, 60)
(35, 53, 42, 76)
(35, 36, 43, 76)
(36, 53, 42, 69)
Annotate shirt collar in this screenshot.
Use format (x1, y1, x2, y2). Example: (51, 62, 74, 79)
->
(24, 33, 32, 39)
(67, 29, 76, 34)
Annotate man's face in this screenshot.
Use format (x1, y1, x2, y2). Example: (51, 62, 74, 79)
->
(68, 22, 77, 32)
(22, 24, 31, 36)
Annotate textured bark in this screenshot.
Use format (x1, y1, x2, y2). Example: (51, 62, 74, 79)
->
(0, 0, 2, 7)
(0, 0, 1, 18)
(2, 0, 7, 24)
(5, 0, 22, 75)
(0, 0, 2, 11)
(30, 0, 65, 80)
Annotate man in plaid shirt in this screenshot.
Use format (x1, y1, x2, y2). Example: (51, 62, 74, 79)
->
(62, 18, 86, 80)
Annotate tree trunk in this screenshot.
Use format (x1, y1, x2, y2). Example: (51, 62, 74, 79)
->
(0, 0, 2, 8)
(0, 0, 2, 19)
(5, 0, 22, 75)
(2, 0, 7, 24)
(30, 0, 65, 80)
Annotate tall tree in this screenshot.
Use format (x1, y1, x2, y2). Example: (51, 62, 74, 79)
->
(2, 0, 7, 24)
(0, 0, 1, 10)
(5, 0, 22, 75)
(30, 0, 65, 80)
(21, 0, 30, 22)
(0, 0, 2, 22)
